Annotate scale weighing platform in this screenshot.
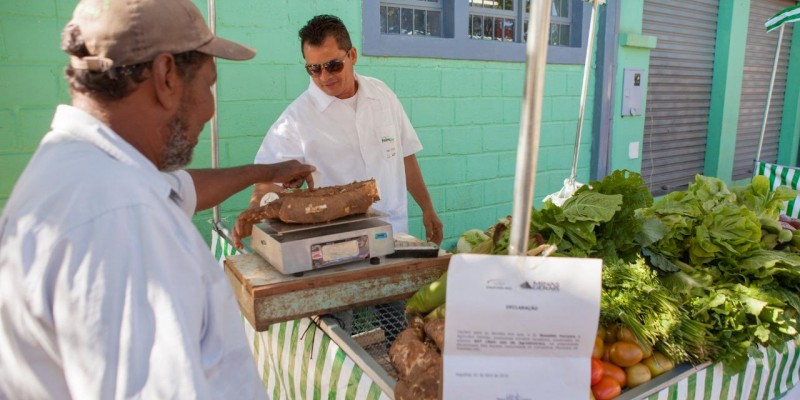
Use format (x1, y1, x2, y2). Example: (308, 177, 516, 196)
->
(251, 210, 395, 275)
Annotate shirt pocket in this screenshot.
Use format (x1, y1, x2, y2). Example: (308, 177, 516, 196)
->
(376, 125, 398, 160)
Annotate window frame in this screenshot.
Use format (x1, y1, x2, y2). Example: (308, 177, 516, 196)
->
(362, 0, 592, 64)
(381, 0, 444, 36)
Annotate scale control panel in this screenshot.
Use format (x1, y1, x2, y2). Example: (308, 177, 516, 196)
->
(388, 236, 439, 258)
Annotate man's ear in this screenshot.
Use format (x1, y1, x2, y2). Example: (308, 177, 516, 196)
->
(150, 53, 182, 111)
(349, 47, 358, 66)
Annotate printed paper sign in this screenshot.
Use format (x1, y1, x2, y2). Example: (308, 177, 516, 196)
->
(442, 253, 602, 399)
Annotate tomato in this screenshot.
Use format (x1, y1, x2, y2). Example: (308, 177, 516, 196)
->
(592, 336, 605, 359)
(591, 358, 605, 385)
(616, 326, 652, 358)
(609, 341, 644, 367)
(597, 325, 607, 341)
(616, 326, 637, 343)
(602, 346, 611, 362)
(602, 361, 627, 388)
(625, 363, 652, 388)
(642, 351, 675, 377)
(592, 377, 621, 400)
(604, 324, 618, 344)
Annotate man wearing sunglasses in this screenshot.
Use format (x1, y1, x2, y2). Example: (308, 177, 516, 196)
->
(233, 14, 443, 249)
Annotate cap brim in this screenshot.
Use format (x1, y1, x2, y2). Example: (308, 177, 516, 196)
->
(196, 36, 256, 61)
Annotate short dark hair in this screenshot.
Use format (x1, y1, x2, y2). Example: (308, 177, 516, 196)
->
(298, 15, 352, 57)
(62, 24, 208, 101)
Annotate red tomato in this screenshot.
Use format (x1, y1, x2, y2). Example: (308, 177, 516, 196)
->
(602, 361, 627, 388)
(591, 358, 605, 385)
(592, 377, 621, 400)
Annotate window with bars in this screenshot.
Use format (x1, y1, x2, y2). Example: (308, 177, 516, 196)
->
(380, 1, 443, 36)
(548, 0, 573, 46)
(364, 0, 590, 63)
(468, 0, 517, 42)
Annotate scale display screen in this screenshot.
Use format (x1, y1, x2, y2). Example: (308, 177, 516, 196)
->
(310, 235, 369, 269)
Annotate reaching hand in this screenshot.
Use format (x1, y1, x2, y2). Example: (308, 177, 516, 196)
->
(230, 160, 316, 249)
(232, 210, 254, 250)
(270, 160, 316, 189)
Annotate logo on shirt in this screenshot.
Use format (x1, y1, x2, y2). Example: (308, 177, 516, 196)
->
(381, 136, 396, 159)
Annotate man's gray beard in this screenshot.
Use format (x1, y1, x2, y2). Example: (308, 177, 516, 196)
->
(160, 111, 194, 172)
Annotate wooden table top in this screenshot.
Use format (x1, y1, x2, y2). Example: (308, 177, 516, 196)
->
(224, 253, 451, 331)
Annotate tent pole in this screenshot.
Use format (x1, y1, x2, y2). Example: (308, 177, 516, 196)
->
(757, 24, 784, 163)
(208, 0, 221, 224)
(570, 0, 600, 185)
(508, 0, 553, 256)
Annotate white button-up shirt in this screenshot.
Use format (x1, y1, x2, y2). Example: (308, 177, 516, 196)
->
(255, 74, 423, 234)
(0, 105, 264, 399)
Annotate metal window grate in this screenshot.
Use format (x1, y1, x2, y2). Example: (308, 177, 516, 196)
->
(351, 300, 409, 377)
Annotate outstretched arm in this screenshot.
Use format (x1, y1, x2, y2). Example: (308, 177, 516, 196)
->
(187, 160, 315, 212)
(404, 154, 443, 245)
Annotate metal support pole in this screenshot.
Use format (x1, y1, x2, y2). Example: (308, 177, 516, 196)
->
(756, 24, 784, 163)
(508, 0, 553, 256)
(570, 0, 600, 184)
(208, 0, 221, 223)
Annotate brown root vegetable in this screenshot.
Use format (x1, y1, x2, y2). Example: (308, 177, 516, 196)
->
(390, 314, 442, 379)
(389, 335, 440, 379)
(238, 179, 380, 224)
(394, 358, 442, 400)
(424, 319, 445, 352)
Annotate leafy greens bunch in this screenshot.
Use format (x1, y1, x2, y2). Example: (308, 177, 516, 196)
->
(639, 175, 800, 373)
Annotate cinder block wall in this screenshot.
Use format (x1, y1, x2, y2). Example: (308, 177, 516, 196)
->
(0, 0, 593, 249)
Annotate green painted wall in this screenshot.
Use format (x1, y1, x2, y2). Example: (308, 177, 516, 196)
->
(0, 1, 595, 249)
(610, 0, 800, 191)
(778, 25, 800, 167)
(608, 2, 653, 173)
(705, 0, 750, 186)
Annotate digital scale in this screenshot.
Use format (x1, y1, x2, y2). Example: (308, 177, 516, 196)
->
(250, 210, 395, 275)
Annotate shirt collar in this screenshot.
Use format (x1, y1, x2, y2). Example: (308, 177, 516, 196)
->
(47, 105, 174, 200)
(307, 72, 378, 112)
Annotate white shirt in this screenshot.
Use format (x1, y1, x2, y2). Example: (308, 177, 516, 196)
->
(255, 74, 423, 234)
(0, 105, 264, 399)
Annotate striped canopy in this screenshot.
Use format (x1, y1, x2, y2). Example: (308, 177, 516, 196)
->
(766, 2, 800, 32)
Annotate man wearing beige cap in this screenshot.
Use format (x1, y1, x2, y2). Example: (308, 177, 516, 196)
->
(0, 0, 313, 398)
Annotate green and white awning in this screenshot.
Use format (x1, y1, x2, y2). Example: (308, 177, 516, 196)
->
(766, 2, 800, 32)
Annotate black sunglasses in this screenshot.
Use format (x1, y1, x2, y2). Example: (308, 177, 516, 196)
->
(304, 51, 350, 77)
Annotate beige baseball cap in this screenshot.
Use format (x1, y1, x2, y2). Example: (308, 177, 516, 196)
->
(66, 0, 255, 71)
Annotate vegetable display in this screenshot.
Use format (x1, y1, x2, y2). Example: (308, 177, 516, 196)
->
(395, 170, 800, 399)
